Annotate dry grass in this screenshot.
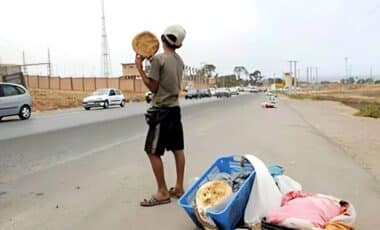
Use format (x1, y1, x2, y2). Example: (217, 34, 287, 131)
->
(355, 104, 380, 118)
(30, 89, 145, 112)
(288, 84, 380, 118)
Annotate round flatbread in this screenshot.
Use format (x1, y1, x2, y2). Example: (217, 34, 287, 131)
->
(132, 31, 159, 58)
(195, 180, 233, 209)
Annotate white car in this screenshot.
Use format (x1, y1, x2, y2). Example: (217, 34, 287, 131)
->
(209, 88, 216, 96)
(229, 87, 239, 95)
(215, 88, 232, 98)
(245, 87, 258, 93)
(83, 88, 126, 110)
(0, 83, 32, 120)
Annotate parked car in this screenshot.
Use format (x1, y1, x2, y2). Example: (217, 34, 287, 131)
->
(245, 87, 258, 93)
(229, 87, 239, 96)
(215, 88, 232, 98)
(237, 87, 244, 92)
(83, 88, 126, 110)
(0, 82, 32, 120)
(199, 88, 212, 98)
(209, 88, 216, 96)
(185, 89, 200, 99)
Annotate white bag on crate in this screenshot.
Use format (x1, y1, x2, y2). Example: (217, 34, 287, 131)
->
(274, 175, 302, 195)
(243, 155, 283, 226)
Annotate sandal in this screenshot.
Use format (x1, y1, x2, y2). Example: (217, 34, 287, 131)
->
(169, 187, 184, 199)
(140, 196, 171, 207)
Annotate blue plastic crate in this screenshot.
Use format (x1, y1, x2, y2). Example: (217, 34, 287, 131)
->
(178, 155, 282, 230)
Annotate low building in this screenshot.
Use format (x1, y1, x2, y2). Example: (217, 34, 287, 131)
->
(0, 64, 23, 84)
(121, 63, 140, 79)
(0, 64, 22, 77)
(283, 72, 294, 87)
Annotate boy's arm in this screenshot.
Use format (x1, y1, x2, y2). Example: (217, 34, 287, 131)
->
(135, 55, 158, 93)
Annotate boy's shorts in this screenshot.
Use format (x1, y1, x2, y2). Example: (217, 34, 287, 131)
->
(144, 106, 184, 155)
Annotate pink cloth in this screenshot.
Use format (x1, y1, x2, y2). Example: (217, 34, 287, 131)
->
(267, 192, 341, 228)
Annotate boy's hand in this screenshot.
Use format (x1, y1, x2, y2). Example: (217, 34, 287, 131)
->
(135, 54, 145, 70)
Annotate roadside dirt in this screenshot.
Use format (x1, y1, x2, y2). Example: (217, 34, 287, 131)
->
(30, 89, 145, 112)
(284, 97, 380, 181)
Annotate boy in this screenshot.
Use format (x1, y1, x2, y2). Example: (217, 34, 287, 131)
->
(135, 25, 186, 206)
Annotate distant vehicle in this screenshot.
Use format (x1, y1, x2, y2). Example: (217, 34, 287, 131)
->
(215, 88, 232, 98)
(209, 88, 216, 96)
(184, 85, 193, 92)
(229, 87, 239, 95)
(199, 88, 212, 98)
(245, 87, 258, 93)
(83, 88, 126, 110)
(185, 89, 200, 99)
(0, 82, 32, 120)
(145, 91, 153, 103)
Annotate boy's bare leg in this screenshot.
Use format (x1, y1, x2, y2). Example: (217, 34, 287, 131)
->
(148, 154, 170, 200)
(172, 150, 185, 195)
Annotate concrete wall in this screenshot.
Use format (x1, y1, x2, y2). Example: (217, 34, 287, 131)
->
(84, 78, 96, 91)
(95, 78, 107, 89)
(28, 76, 39, 88)
(50, 77, 60, 90)
(72, 78, 84, 91)
(23, 75, 202, 93)
(38, 76, 49, 89)
(60, 78, 72, 90)
(134, 79, 148, 93)
(120, 79, 134, 91)
(108, 78, 119, 89)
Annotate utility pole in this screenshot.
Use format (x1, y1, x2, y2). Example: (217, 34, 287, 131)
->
(297, 68, 300, 88)
(22, 51, 28, 75)
(315, 67, 319, 83)
(309, 67, 313, 83)
(289, 61, 293, 76)
(344, 57, 348, 79)
(294, 61, 298, 88)
(370, 66, 373, 79)
(288, 60, 298, 91)
(47, 48, 52, 76)
(349, 64, 352, 79)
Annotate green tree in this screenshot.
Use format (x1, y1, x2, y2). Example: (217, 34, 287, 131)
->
(201, 64, 216, 78)
(365, 78, 374, 84)
(233, 66, 248, 80)
(249, 70, 262, 85)
(217, 74, 237, 87)
(274, 78, 284, 84)
(347, 77, 355, 84)
(267, 78, 274, 84)
(357, 79, 365, 84)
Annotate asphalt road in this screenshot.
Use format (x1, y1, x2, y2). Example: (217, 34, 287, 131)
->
(0, 97, 217, 141)
(0, 93, 379, 230)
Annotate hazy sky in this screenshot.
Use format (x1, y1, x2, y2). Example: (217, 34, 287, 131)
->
(0, 0, 379, 80)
